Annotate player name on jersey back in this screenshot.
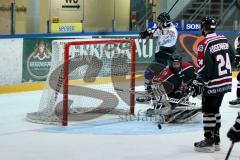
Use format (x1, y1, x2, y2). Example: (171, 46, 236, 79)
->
(209, 42, 229, 53)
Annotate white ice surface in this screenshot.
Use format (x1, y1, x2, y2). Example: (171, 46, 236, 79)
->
(0, 79, 240, 160)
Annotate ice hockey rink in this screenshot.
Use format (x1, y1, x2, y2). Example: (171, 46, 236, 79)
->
(0, 79, 240, 160)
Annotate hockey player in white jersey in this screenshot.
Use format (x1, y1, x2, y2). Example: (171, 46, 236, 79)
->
(136, 12, 178, 103)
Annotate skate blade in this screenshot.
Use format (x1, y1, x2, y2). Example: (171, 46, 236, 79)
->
(194, 146, 215, 153)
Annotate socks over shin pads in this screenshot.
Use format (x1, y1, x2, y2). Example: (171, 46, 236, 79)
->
(203, 113, 216, 138)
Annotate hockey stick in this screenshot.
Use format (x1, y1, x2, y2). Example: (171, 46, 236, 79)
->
(169, 97, 196, 108)
(168, 0, 180, 14)
(225, 142, 234, 160)
(174, 92, 193, 108)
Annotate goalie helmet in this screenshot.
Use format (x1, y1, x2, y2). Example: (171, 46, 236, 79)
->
(157, 12, 171, 28)
(169, 54, 182, 73)
(200, 16, 217, 35)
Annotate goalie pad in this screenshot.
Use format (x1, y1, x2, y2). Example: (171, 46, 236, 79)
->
(145, 80, 190, 116)
(144, 79, 201, 123)
(151, 81, 173, 115)
(147, 95, 199, 115)
(147, 87, 201, 123)
(165, 108, 202, 123)
(136, 80, 174, 104)
(149, 105, 201, 124)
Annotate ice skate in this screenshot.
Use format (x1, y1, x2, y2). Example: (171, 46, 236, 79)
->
(229, 97, 240, 105)
(194, 138, 215, 153)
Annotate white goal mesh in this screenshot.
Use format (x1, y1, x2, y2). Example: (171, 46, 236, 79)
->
(26, 39, 136, 125)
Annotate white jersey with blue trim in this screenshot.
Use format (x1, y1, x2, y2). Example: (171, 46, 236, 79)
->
(152, 22, 178, 53)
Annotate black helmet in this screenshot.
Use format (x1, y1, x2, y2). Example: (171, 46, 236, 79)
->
(169, 54, 182, 73)
(200, 16, 217, 31)
(157, 12, 171, 27)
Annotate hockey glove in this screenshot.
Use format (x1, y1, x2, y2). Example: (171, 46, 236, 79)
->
(191, 80, 204, 97)
(227, 127, 240, 143)
(235, 55, 240, 68)
(227, 113, 240, 143)
(139, 21, 157, 39)
(139, 30, 151, 39)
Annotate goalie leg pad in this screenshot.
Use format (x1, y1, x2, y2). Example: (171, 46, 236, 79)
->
(174, 108, 202, 123)
(164, 108, 201, 123)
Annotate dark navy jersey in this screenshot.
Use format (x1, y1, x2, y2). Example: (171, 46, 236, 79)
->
(154, 61, 196, 98)
(197, 33, 235, 96)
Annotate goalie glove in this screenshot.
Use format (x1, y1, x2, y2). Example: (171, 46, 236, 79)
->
(191, 80, 205, 97)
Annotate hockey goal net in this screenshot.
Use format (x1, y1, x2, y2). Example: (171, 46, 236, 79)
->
(26, 39, 136, 126)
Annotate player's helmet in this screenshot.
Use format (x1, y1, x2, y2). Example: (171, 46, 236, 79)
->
(169, 54, 182, 73)
(200, 16, 217, 32)
(157, 12, 171, 27)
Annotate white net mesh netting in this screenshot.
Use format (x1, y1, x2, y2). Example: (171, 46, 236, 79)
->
(26, 39, 135, 125)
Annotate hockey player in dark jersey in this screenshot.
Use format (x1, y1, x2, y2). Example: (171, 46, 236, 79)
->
(192, 16, 235, 153)
(136, 12, 178, 103)
(227, 112, 240, 143)
(154, 54, 196, 99)
(146, 54, 201, 122)
(229, 33, 240, 105)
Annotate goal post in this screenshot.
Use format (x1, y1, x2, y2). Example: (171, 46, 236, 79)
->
(26, 39, 136, 126)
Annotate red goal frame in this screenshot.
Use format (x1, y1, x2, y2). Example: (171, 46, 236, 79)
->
(62, 39, 136, 126)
